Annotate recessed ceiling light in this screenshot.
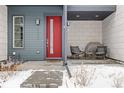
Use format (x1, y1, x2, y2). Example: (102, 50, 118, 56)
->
(76, 14, 80, 18)
(95, 15, 99, 18)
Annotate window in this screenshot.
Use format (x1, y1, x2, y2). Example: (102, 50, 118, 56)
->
(13, 16, 24, 48)
(50, 18, 54, 54)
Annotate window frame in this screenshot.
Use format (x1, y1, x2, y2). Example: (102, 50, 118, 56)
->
(13, 16, 24, 48)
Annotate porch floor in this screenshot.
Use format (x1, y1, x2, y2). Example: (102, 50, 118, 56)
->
(67, 59, 118, 65)
(17, 59, 119, 71)
(17, 60, 64, 71)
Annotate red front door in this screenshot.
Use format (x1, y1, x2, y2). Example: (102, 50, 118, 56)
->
(46, 16, 62, 58)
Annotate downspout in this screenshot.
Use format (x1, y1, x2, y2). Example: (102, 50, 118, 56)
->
(63, 5, 67, 66)
(63, 5, 72, 78)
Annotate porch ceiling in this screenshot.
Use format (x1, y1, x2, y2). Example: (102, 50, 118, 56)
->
(67, 5, 116, 20)
(67, 11, 114, 20)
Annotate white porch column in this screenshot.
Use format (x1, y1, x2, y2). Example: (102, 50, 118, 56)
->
(0, 5, 7, 61)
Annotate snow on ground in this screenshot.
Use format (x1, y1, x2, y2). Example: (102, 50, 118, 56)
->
(1, 70, 33, 88)
(1, 65, 124, 88)
(0, 69, 60, 88)
(60, 65, 124, 88)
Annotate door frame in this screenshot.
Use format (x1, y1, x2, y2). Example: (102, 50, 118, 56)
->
(44, 13, 63, 60)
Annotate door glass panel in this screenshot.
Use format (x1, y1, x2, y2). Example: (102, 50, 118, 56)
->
(50, 18, 54, 54)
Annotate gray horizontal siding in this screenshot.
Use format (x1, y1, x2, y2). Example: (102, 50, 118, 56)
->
(8, 5, 63, 61)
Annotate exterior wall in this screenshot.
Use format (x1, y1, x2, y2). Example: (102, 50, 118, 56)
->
(67, 21, 102, 56)
(0, 5, 7, 61)
(102, 5, 124, 61)
(8, 6, 63, 61)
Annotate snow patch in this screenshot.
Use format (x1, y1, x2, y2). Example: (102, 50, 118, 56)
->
(1, 70, 33, 88)
(60, 65, 124, 88)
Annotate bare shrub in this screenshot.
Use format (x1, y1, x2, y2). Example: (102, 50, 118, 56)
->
(0, 71, 14, 81)
(0, 71, 16, 87)
(113, 72, 124, 88)
(73, 65, 96, 87)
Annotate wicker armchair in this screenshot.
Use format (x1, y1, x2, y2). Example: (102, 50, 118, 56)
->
(84, 42, 103, 59)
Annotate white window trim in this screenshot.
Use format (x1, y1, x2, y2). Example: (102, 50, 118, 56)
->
(13, 16, 24, 48)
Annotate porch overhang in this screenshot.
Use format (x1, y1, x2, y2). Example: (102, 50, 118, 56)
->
(67, 5, 116, 20)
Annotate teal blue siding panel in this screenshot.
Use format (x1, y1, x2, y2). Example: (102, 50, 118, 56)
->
(8, 5, 63, 61)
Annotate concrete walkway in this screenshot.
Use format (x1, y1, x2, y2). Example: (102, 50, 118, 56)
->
(18, 61, 66, 88)
(20, 71, 63, 88)
(17, 59, 118, 70)
(17, 61, 65, 71)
